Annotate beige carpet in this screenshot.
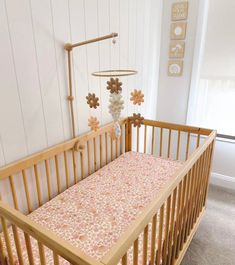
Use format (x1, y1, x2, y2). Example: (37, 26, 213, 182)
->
(181, 184, 235, 265)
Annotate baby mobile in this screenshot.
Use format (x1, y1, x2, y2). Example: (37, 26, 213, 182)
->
(85, 34, 145, 139)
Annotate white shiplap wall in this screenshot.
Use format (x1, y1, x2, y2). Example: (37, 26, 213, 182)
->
(0, 0, 162, 165)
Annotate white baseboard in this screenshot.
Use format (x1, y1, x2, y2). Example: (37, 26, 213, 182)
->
(210, 172, 235, 191)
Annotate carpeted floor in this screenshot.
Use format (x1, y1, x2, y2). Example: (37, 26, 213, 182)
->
(181, 184, 235, 265)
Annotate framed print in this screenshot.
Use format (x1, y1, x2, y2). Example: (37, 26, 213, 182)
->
(169, 41, 185, 58)
(171, 22, 187, 40)
(172, 2, 188, 21)
(168, 60, 183, 76)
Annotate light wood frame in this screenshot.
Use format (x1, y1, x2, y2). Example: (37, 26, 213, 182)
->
(0, 118, 216, 265)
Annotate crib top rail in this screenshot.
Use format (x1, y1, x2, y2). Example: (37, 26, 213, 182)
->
(101, 128, 216, 265)
(0, 118, 128, 180)
(143, 119, 212, 136)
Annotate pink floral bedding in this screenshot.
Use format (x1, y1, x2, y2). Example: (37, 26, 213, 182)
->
(1, 151, 183, 264)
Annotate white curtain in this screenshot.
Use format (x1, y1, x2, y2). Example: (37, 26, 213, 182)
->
(189, 78, 235, 135)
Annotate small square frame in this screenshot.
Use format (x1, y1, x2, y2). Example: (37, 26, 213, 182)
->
(168, 60, 184, 77)
(171, 22, 187, 40)
(172, 2, 188, 21)
(169, 41, 185, 58)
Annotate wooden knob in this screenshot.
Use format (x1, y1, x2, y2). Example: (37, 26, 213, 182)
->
(74, 142, 85, 152)
(64, 43, 72, 51)
(67, 96, 74, 101)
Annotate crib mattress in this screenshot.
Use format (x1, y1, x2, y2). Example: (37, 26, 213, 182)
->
(2, 151, 183, 264)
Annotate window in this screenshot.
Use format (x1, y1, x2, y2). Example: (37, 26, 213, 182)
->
(187, 0, 235, 137)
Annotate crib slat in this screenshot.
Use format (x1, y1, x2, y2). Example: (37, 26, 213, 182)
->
(192, 159, 201, 224)
(55, 155, 61, 194)
(22, 170, 32, 213)
(171, 181, 182, 263)
(64, 151, 69, 189)
(159, 128, 163, 157)
(80, 151, 85, 180)
(24, 233, 35, 265)
(176, 131, 181, 160)
(167, 129, 172, 158)
(184, 169, 193, 242)
(142, 225, 148, 265)
(72, 149, 77, 183)
(111, 137, 113, 161)
(53, 252, 60, 265)
(94, 138, 97, 172)
(156, 204, 164, 265)
(189, 162, 198, 232)
(151, 126, 154, 155)
(1, 217, 14, 265)
(0, 236, 6, 265)
(196, 134, 200, 147)
(181, 171, 191, 247)
(116, 139, 118, 158)
(105, 132, 108, 165)
(150, 214, 157, 265)
(186, 166, 195, 237)
(122, 253, 127, 265)
(87, 141, 91, 175)
(144, 125, 147, 153)
(12, 225, 24, 265)
(137, 127, 140, 152)
(37, 243, 46, 265)
(162, 196, 171, 264)
(167, 188, 177, 265)
(185, 132, 190, 160)
(34, 165, 42, 207)
(9, 175, 19, 210)
(133, 238, 138, 265)
(200, 151, 208, 210)
(120, 127, 123, 154)
(38, 242, 46, 265)
(176, 176, 187, 258)
(44, 160, 52, 200)
(100, 135, 103, 168)
(196, 155, 204, 219)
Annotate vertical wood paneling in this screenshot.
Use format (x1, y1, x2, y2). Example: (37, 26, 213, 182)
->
(0, 0, 28, 162)
(50, 0, 71, 140)
(119, 0, 130, 117)
(97, 0, 111, 124)
(127, 0, 137, 116)
(84, 0, 102, 124)
(30, 0, 65, 145)
(5, 0, 48, 154)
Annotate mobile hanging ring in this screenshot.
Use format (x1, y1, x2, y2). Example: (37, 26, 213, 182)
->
(92, 69, 138, 77)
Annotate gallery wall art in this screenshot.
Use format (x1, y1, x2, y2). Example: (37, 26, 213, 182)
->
(168, 1, 188, 77)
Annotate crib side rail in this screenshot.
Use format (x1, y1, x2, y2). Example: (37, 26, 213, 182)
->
(101, 128, 216, 265)
(0, 118, 127, 213)
(0, 200, 103, 265)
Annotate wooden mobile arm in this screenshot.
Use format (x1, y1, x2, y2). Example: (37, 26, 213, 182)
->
(64, 33, 118, 138)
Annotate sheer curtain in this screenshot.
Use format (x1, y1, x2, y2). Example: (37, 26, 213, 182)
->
(190, 78, 235, 135)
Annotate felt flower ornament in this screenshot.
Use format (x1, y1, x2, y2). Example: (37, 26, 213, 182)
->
(130, 113, 144, 128)
(86, 93, 100, 109)
(108, 93, 124, 121)
(88, 116, 100, 131)
(107, 78, 122, 94)
(130, 89, 144, 105)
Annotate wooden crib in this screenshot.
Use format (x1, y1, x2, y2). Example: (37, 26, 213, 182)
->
(0, 117, 216, 265)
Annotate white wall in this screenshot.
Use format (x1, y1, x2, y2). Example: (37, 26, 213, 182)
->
(0, 0, 162, 166)
(157, 0, 235, 185)
(157, 0, 200, 124)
